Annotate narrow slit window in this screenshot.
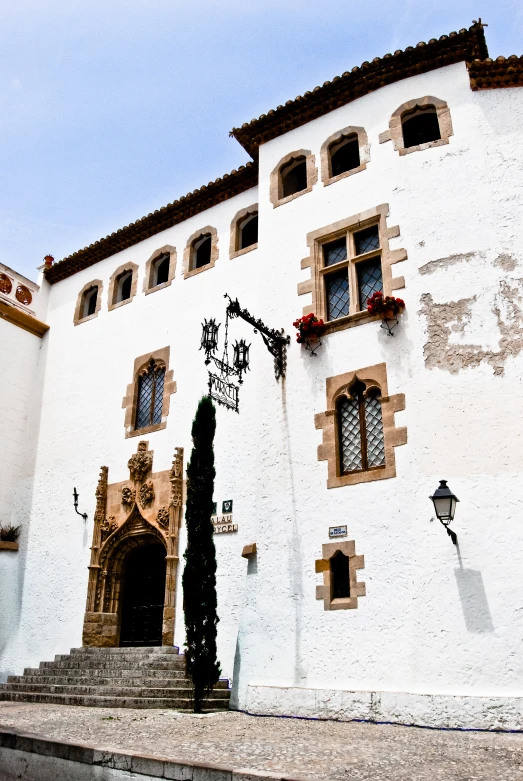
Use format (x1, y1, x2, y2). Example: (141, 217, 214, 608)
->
(116, 271, 133, 303)
(330, 550, 351, 599)
(135, 359, 166, 430)
(402, 107, 441, 148)
(154, 254, 170, 286)
(193, 235, 212, 269)
(338, 381, 385, 475)
(281, 158, 307, 198)
(330, 137, 360, 177)
(239, 214, 258, 249)
(82, 286, 98, 318)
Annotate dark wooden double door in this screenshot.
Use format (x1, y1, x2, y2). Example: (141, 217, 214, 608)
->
(120, 544, 166, 647)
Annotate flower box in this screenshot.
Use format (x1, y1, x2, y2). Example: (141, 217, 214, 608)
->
(0, 541, 19, 551)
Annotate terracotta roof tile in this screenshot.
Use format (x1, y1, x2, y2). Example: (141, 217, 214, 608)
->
(230, 24, 489, 158)
(45, 162, 258, 284)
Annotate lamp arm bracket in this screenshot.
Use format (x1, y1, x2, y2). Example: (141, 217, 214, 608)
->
(224, 294, 290, 379)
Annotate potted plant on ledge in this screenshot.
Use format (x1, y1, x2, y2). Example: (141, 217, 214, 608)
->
(293, 313, 326, 356)
(0, 524, 21, 551)
(367, 291, 405, 335)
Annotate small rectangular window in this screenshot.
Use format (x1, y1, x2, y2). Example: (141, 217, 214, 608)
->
(357, 257, 383, 309)
(326, 271, 350, 321)
(323, 238, 348, 267)
(354, 226, 379, 256)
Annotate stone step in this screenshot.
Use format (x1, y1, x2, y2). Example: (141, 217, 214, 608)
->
(0, 691, 230, 709)
(38, 658, 185, 670)
(0, 683, 230, 698)
(21, 666, 187, 680)
(70, 646, 179, 655)
(54, 650, 178, 663)
(8, 673, 195, 687)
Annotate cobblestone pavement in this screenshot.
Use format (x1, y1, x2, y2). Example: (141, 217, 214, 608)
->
(0, 702, 522, 781)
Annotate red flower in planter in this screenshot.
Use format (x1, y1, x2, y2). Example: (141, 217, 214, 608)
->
(367, 291, 406, 317)
(293, 314, 326, 355)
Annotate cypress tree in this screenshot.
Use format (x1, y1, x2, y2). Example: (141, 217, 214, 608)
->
(182, 396, 221, 712)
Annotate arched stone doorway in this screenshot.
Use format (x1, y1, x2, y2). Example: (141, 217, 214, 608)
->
(120, 544, 166, 646)
(83, 442, 184, 648)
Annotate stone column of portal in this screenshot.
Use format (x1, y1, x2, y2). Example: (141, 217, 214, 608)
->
(163, 447, 183, 646)
(82, 466, 108, 644)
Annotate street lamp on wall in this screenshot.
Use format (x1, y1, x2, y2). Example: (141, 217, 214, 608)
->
(233, 339, 250, 377)
(200, 319, 220, 364)
(73, 487, 88, 522)
(430, 479, 459, 545)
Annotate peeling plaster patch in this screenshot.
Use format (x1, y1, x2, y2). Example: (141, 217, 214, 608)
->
(420, 279, 523, 376)
(418, 252, 478, 276)
(494, 253, 517, 272)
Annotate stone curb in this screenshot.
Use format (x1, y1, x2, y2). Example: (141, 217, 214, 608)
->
(0, 727, 312, 781)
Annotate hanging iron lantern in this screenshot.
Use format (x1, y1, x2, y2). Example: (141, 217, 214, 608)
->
(233, 339, 250, 374)
(200, 319, 220, 363)
(430, 479, 459, 545)
(430, 480, 459, 526)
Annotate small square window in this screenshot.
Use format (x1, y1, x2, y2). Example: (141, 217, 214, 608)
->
(354, 226, 379, 256)
(323, 238, 347, 267)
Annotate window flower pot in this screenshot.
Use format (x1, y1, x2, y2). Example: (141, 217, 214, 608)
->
(0, 541, 19, 551)
(293, 313, 326, 356)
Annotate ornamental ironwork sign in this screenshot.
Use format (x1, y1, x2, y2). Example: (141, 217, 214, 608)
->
(201, 294, 290, 412)
(208, 372, 240, 413)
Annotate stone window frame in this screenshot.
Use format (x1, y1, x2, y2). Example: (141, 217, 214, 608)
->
(183, 226, 219, 280)
(315, 362, 407, 489)
(143, 245, 177, 295)
(229, 204, 258, 259)
(270, 149, 318, 209)
(315, 540, 365, 611)
(379, 96, 453, 156)
(122, 347, 177, 439)
(320, 126, 370, 186)
(73, 279, 103, 326)
(108, 262, 139, 311)
(298, 203, 406, 336)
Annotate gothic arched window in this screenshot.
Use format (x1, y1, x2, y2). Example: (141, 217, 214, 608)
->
(135, 359, 166, 430)
(337, 380, 385, 475)
(330, 550, 350, 599)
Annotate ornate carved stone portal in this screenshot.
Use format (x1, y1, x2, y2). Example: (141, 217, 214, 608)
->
(82, 441, 184, 647)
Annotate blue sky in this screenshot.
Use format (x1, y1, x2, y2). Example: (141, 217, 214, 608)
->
(1, 0, 522, 280)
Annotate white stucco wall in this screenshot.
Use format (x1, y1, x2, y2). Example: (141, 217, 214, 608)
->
(0, 315, 47, 669)
(3, 60, 523, 728)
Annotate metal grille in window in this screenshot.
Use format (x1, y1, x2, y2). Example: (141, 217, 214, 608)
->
(354, 226, 379, 255)
(339, 396, 362, 472)
(323, 238, 347, 267)
(135, 361, 165, 430)
(365, 394, 385, 467)
(357, 258, 383, 309)
(326, 271, 350, 320)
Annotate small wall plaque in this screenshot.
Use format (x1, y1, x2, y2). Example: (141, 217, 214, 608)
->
(329, 525, 347, 538)
(222, 500, 233, 513)
(211, 514, 237, 534)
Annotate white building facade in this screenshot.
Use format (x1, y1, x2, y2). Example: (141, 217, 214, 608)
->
(2, 23, 523, 729)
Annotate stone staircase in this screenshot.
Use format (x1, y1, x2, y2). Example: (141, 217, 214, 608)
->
(0, 647, 231, 710)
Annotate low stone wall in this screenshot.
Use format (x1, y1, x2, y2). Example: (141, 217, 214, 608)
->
(0, 728, 304, 781)
(82, 612, 119, 647)
(246, 685, 523, 731)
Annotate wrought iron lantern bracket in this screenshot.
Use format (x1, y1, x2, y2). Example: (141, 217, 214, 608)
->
(73, 487, 88, 521)
(225, 295, 290, 380)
